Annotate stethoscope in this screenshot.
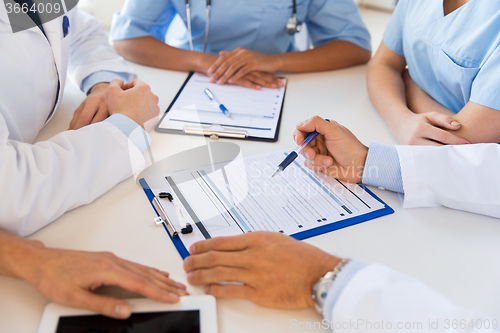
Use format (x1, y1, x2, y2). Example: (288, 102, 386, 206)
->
(185, 0, 302, 53)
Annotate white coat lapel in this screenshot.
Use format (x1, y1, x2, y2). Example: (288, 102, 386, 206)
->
(43, 16, 63, 77)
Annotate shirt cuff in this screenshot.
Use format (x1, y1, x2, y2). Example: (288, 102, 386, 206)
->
(81, 71, 131, 95)
(104, 114, 151, 152)
(322, 260, 367, 322)
(362, 143, 404, 193)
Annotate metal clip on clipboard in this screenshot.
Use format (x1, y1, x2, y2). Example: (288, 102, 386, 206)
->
(183, 124, 248, 140)
(152, 192, 193, 237)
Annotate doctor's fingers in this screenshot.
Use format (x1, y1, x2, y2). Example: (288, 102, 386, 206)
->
(92, 259, 183, 304)
(189, 232, 258, 254)
(242, 72, 283, 89)
(70, 95, 106, 130)
(418, 124, 469, 145)
(210, 57, 246, 85)
(110, 255, 188, 294)
(233, 76, 262, 90)
(186, 266, 250, 285)
(69, 101, 84, 130)
(425, 111, 463, 131)
(183, 251, 249, 273)
(304, 154, 333, 170)
(90, 103, 110, 125)
(204, 283, 256, 302)
(207, 49, 239, 75)
(59, 288, 134, 319)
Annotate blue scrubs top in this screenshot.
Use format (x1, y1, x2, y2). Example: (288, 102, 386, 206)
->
(110, 0, 371, 55)
(384, 0, 500, 113)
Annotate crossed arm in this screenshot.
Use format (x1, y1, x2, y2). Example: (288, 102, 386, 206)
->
(113, 37, 370, 89)
(367, 42, 500, 145)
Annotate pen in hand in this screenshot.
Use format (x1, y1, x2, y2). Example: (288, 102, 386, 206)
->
(204, 88, 230, 117)
(271, 119, 330, 178)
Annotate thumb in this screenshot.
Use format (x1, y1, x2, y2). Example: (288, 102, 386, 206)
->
(108, 79, 124, 90)
(426, 112, 462, 130)
(69, 289, 132, 319)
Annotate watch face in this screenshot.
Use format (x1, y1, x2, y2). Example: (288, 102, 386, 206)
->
(317, 281, 332, 302)
(313, 271, 335, 312)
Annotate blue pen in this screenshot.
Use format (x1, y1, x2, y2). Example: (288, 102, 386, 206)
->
(271, 119, 330, 178)
(204, 88, 230, 117)
(62, 16, 70, 38)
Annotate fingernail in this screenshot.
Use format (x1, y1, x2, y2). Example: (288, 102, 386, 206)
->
(293, 135, 296, 142)
(256, 85, 261, 90)
(114, 304, 130, 318)
(304, 151, 311, 160)
(228, 78, 234, 83)
(187, 272, 193, 282)
(323, 159, 331, 166)
(204, 286, 211, 294)
(296, 121, 304, 127)
(271, 84, 277, 88)
(451, 121, 461, 126)
(176, 282, 187, 289)
(169, 293, 180, 301)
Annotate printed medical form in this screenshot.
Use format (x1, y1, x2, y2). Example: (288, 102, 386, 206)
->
(143, 150, 389, 253)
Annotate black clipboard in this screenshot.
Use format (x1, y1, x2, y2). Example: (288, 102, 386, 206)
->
(155, 72, 286, 142)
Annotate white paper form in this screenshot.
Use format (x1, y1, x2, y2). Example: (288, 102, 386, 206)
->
(146, 150, 387, 252)
(158, 73, 287, 139)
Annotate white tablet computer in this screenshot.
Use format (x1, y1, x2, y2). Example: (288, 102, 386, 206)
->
(36, 295, 218, 333)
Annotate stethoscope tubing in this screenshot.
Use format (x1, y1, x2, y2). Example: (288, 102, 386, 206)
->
(185, 0, 299, 52)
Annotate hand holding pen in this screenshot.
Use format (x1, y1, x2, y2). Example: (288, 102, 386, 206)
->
(285, 116, 369, 183)
(271, 118, 330, 177)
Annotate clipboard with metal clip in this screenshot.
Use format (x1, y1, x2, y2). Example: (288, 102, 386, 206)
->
(155, 72, 286, 142)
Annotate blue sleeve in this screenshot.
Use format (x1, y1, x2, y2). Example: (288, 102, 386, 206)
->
(322, 260, 367, 322)
(362, 143, 404, 193)
(81, 71, 133, 95)
(110, 0, 177, 42)
(306, 0, 371, 52)
(470, 46, 500, 111)
(382, 0, 410, 57)
(104, 114, 152, 152)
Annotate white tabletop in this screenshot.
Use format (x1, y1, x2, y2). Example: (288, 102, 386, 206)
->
(1, 10, 500, 333)
(1, 63, 499, 333)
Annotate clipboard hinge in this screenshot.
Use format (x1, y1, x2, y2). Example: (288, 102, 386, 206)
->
(183, 124, 248, 139)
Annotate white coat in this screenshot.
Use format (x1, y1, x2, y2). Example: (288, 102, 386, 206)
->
(332, 264, 498, 332)
(397, 144, 500, 219)
(330, 144, 500, 332)
(0, 4, 145, 236)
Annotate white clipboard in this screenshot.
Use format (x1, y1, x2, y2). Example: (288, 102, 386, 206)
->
(156, 72, 287, 142)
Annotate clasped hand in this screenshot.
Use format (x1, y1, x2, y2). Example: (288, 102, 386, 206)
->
(207, 47, 284, 90)
(69, 79, 160, 131)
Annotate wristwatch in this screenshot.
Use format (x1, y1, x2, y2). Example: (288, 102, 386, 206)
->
(312, 258, 350, 314)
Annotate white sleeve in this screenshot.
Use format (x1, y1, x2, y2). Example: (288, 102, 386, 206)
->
(396, 144, 500, 218)
(331, 264, 498, 332)
(0, 114, 146, 237)
(67, 8, 136, 89)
